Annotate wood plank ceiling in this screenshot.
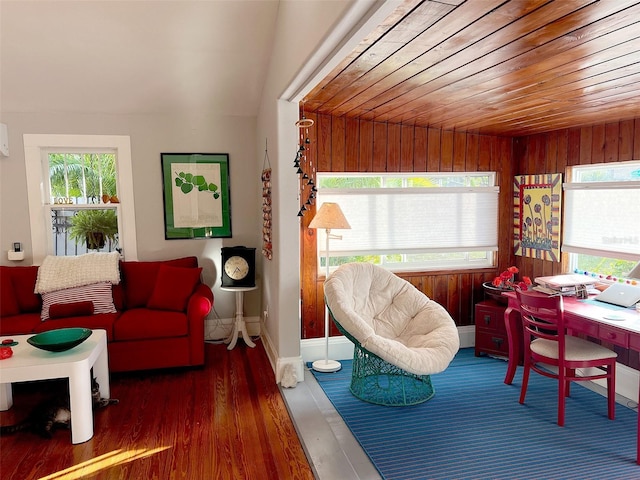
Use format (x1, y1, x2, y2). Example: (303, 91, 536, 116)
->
(303, 0, 640, 137)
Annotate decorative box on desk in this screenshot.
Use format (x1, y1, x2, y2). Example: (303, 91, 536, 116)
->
(475, 299, 509, 358)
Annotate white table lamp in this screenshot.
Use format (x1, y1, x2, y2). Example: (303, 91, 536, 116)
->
(308, 202, 351, 372)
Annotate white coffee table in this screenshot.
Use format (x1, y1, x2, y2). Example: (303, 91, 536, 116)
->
(0, 329, 109, 444)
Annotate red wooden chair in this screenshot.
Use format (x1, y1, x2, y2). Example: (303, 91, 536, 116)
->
(516, 288, 617, 426)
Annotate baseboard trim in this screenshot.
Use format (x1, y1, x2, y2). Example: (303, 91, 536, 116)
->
(204, 315, 261, 341)
(580, 363, 639, 404)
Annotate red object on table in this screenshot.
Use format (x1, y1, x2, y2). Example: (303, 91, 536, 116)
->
(0, 346, 13, 359)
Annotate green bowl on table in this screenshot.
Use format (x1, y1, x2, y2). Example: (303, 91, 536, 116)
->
(27, 328, 93, 352)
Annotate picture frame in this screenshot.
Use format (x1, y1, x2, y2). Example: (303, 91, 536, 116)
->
(513, 173, 562, 261)
(161, 153, 232, 239)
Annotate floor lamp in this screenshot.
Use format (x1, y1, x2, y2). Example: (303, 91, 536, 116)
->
(308, 202, 351, 373)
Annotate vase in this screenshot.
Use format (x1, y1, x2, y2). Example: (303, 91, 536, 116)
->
(86, 232, 105, 250)
(482, 281, 512, 305)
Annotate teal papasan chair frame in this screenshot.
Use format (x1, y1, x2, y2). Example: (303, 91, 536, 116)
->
(329, 307, 435, 407)
(322, 262, 459, 408)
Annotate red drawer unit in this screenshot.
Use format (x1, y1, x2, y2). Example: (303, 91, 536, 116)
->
(475, 300, 509, 358)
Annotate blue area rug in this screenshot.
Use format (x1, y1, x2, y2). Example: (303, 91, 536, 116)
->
(311, 349, 640, 479)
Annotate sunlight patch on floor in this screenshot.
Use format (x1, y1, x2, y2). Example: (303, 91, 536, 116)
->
(39, 446, 171, 479)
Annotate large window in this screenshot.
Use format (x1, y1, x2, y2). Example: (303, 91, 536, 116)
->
(315, 172, 498, 272)
(564, 161, 640, 279)
(24, 134, 137, 263)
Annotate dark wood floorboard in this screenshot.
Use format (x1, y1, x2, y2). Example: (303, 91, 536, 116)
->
(0, 341, 314, 480)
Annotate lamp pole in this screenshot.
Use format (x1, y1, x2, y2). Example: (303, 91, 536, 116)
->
(308, 202, 350, 373)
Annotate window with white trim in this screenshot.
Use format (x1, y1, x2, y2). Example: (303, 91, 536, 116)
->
(48, 152, 121, 256)
(24, 134, 138, 264)
(564, 161, 640, 279)
(315, 172, 498, 272)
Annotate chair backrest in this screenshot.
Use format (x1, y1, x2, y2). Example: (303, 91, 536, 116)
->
(516, 289, 566, 358)
(324, 262, 443, 344)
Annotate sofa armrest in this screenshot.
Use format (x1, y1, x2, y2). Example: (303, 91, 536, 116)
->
(186, 283, 213, 366)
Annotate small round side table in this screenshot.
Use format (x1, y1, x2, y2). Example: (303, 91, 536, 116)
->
(221, 285, 258, 350)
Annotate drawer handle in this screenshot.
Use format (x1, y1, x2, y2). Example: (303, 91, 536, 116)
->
(607, 332, 617, 341)
(484, 314, 492, 325)
(492, 337, 503, 347)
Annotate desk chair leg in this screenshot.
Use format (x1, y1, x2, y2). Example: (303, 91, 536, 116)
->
(519, 363, 530, 405)
(566, 368, 573, 397)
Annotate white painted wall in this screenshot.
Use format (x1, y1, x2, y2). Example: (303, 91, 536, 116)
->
(255, 0, 356, 373)
(0, 111, 262, 321)
(256, 0, 402, 379)
(0, 0, 394, 380)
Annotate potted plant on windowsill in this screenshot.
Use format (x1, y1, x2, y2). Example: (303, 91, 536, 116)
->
(68, 209, 118, 250)
(483, 266, 531, 304)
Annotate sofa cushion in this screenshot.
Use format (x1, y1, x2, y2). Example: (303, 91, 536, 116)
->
(35, 313, 118, 341)
(114, 309, 188, 341)
(41, 282, 116, 321)
(9, 266, 41, 313)
(49, 301, 94, 319)
(0, 312, 42, 336)
(112, 283, 125, 311)
(147, 265, 203, 312)
(0, 267, 20, 317)
(120, 257, 199, 309)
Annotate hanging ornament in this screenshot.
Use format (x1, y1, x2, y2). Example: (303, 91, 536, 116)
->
(294, 101, 316, 217)
(261, 139, 273, 260)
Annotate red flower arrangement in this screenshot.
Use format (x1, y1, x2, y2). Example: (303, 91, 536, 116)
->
(492, 266, 532, 291)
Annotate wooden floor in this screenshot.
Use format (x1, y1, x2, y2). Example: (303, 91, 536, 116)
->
(0, 341, 315, 480)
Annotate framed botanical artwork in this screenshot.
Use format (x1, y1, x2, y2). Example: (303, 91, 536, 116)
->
(161, 153, 232, 239)
(513, 173, 562, 261)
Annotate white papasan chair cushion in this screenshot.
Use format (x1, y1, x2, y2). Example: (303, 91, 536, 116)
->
(324, 262, 460, 376)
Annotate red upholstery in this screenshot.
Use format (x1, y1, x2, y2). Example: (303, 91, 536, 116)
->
(33, 312, 119, 341)
(120, 256, 198, 308)
(0, 312, 41, 336)
(49, 301, 94, 319)
(7, 266, 40, 313)
(0, 267, 20, 317)
(516, 289, 617, 426)
(0, 256, 213, 372)
(146, 265, 203, 312)
(108, 337, 192, 373)
(114, 309, 188, 340)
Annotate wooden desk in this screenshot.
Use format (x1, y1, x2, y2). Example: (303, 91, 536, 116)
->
(503, 291, 640, 463)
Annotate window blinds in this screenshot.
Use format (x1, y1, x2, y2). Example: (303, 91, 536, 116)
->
(563, 181, 640, 260)
(315, 187, 499, 256)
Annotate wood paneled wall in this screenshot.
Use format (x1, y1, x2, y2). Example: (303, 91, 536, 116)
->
(513, 119, 640, 280)
(300, 112, 516, 339)
(513, 118, 640, 367)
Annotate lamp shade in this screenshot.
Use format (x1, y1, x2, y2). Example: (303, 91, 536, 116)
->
(308, 202, 351, 230)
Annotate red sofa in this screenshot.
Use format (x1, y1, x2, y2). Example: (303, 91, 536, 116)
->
(0, 256, 213, 373)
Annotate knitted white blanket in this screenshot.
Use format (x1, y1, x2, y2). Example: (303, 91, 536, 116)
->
(35, 252, 121, 294)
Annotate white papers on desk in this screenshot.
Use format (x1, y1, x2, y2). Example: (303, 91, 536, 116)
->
(535, 274, 597, 290)
(532, 285, 576, 296)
